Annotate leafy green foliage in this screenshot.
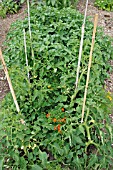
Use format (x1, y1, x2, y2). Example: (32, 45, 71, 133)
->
(1, 5, 113, 169)
(0, 0, 25, 18)
(43, 0, 78, 8)
(94, 0, 113, 11)
(0, 157, 4, 170)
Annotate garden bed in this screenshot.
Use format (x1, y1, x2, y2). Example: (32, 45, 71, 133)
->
(0, 1, 113, 100)
(0, 1, 113, 169)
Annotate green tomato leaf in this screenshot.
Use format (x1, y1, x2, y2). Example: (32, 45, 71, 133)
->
(0, 157, 4, 170)
(31, 164, 42, 170)
(39, 150, 48, 166)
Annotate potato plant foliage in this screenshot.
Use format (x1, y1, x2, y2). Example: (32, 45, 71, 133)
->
(43, 0, 78, 8)
(94, 0, 113, 11)
(0, 0, 25, 18)
(1, 5, 113, 169)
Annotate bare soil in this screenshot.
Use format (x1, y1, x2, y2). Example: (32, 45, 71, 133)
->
(0, 3, 27, 48)
(77, 0, 113, 37)
(0, 1, 113, 102)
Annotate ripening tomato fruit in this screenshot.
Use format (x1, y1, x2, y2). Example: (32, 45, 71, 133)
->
(61, 108, 65, 112)
(46, 113, 50, 118)
(54, 126, 57, 130)
(53, 118, 57, 122)
(57, 124, 61, 132)
(61, 118, 66, 123)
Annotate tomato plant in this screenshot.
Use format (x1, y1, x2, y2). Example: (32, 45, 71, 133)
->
(0, 4, 113, 169)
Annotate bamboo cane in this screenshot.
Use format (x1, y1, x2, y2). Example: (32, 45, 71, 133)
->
(81, 14, 98, 123)
(27, 0, 31, 41)
(75, 0, 89, 89)
(27, 0, 34, 60)
(23, 28, 30, 80)
(0, 48, 20, 113)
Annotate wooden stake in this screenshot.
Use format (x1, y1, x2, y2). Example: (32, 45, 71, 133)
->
(81, 14, 98, 123)
(0, 48, 20, 113)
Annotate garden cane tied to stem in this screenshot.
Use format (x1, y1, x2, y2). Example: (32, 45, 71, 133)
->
(27, 0, 34, 60)
(0, 48, 20, 113)
(81, 14, 98, 123)
(23, 28, 30, 80)
(75, 0, 89, 89)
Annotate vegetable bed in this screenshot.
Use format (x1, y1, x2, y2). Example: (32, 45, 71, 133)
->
(0, 5, 113, 169)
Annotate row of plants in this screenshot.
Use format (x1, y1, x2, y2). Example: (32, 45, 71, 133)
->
(43, 0, 79, 8)
(44, 0, 113, 11)
(0, 2, 113, 170)
(0, 0, 25, 18)
(0, 0, 79, 18)
(0, 0, 112, 19)
(94, 0, 113, 11)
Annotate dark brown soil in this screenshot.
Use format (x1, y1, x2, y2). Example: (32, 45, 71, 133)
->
(0, 70, 9, 100)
